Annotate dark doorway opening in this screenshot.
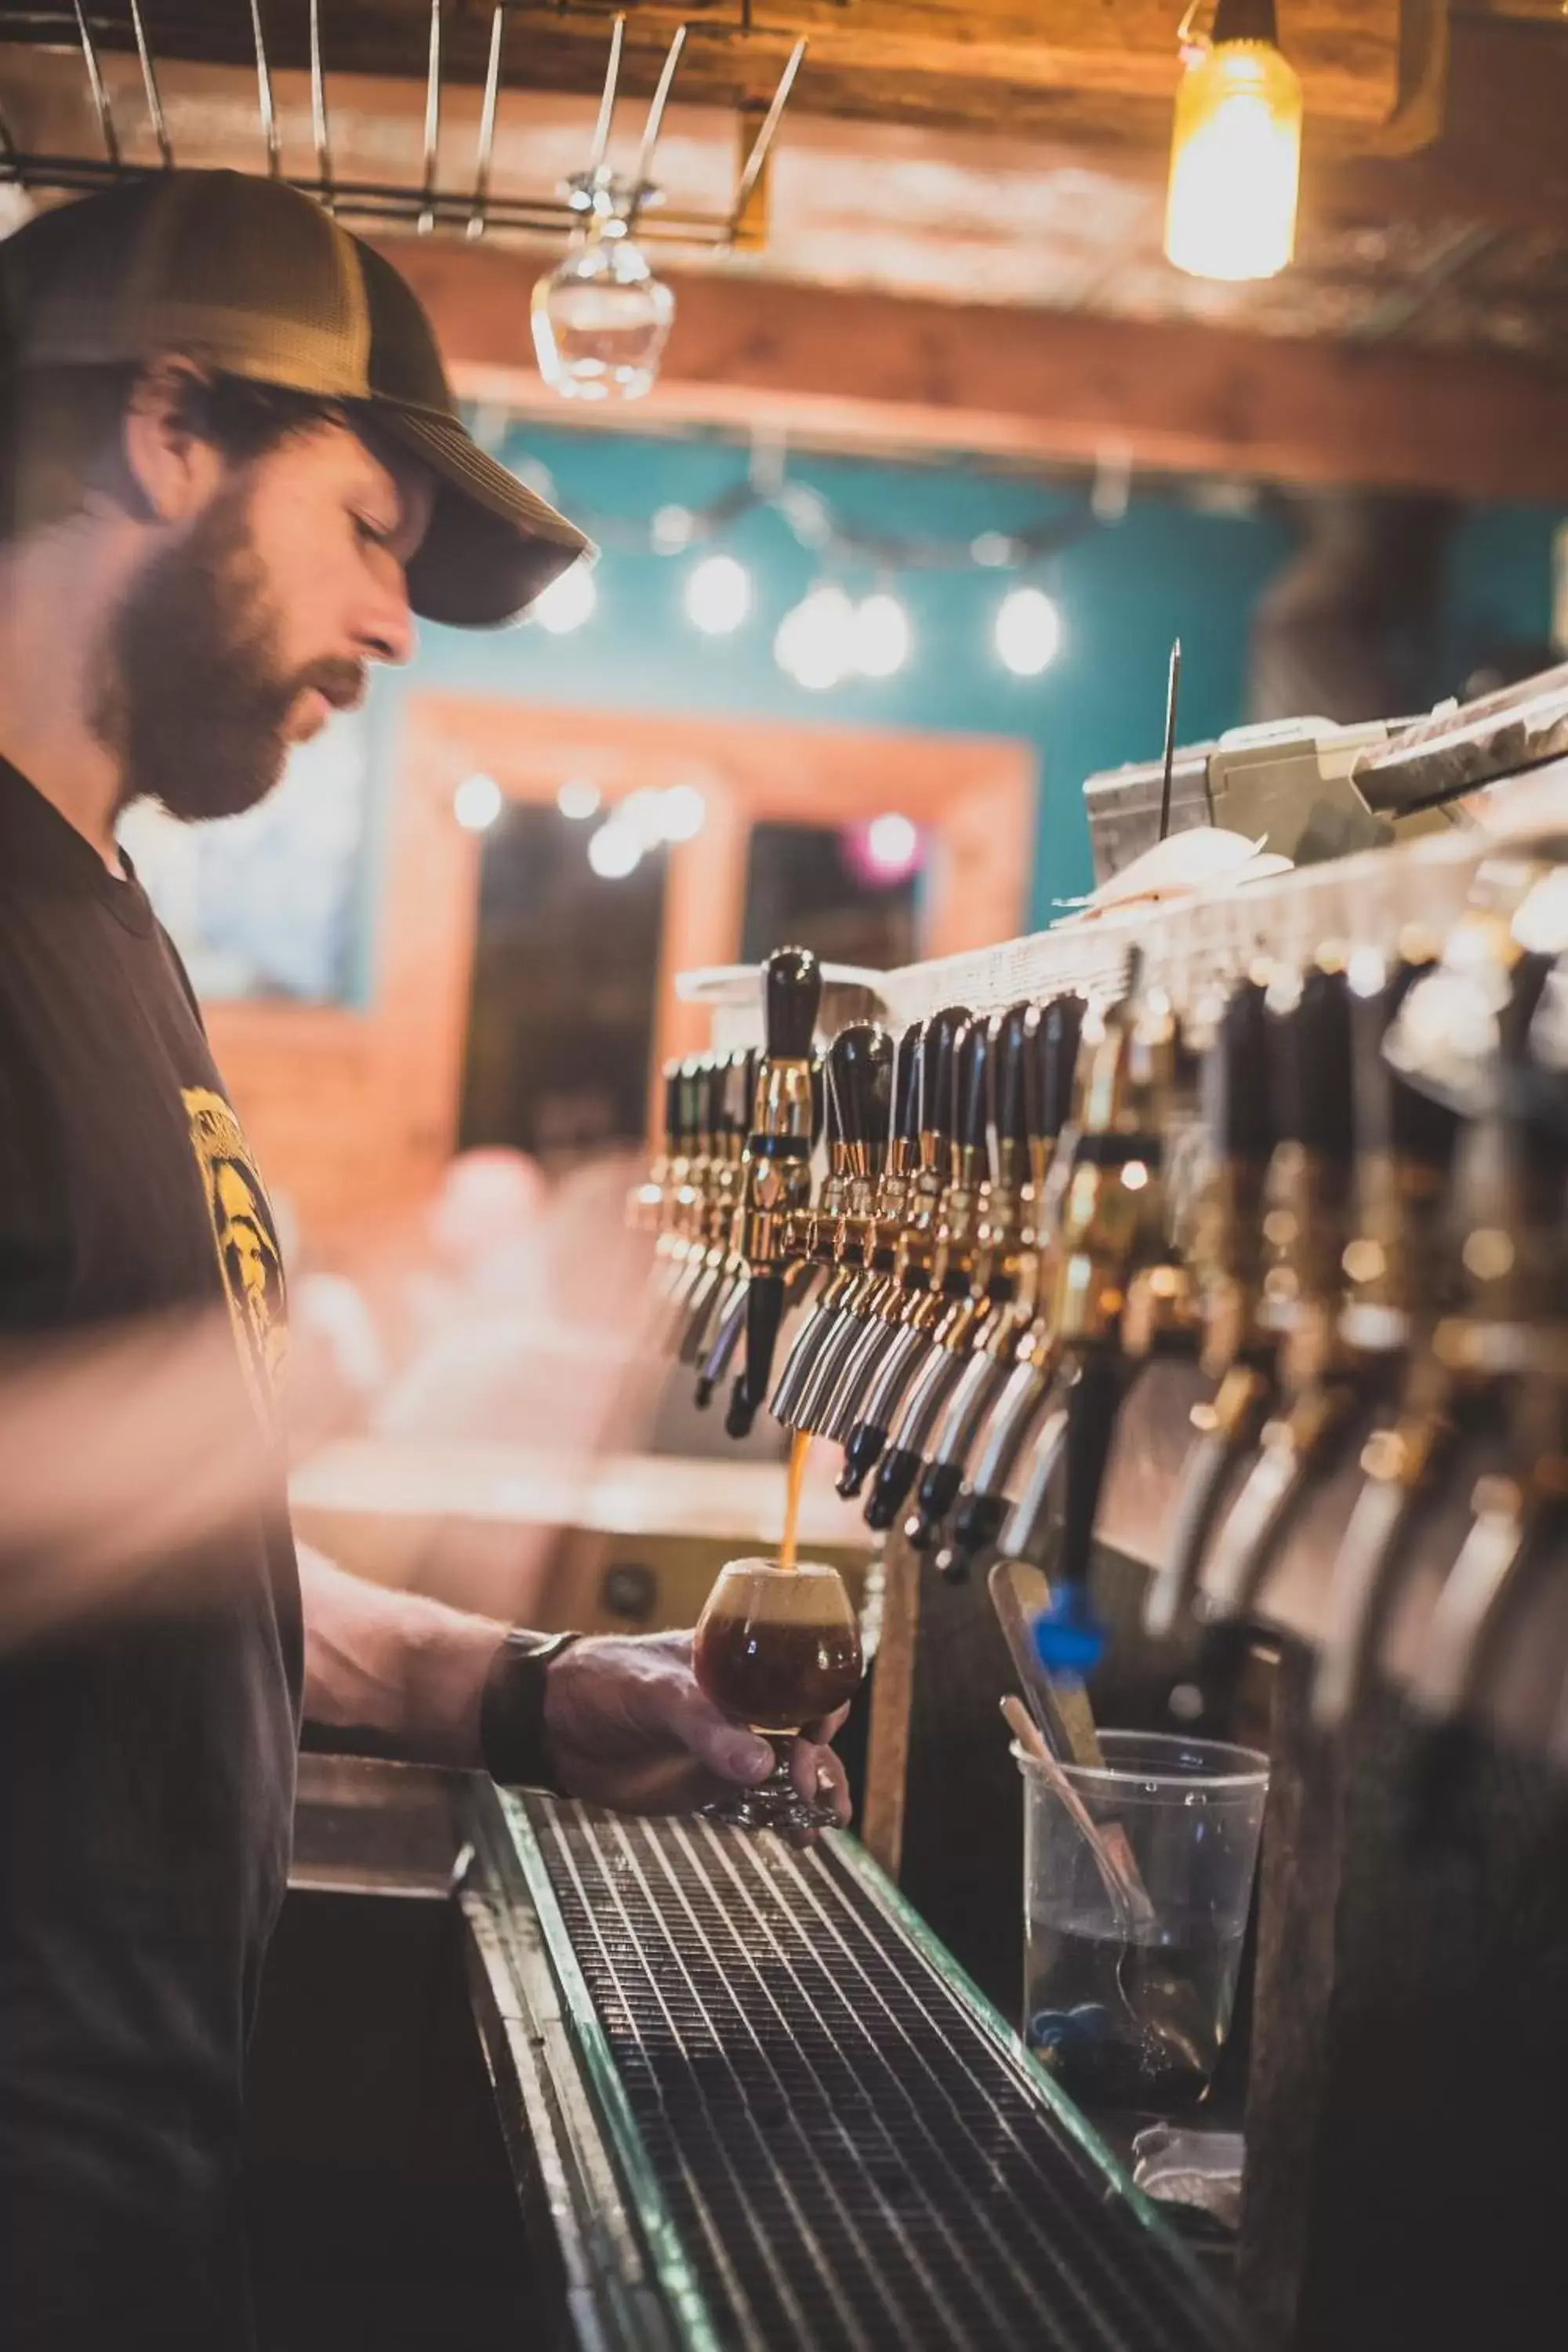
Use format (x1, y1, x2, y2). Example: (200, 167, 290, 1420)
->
(458, 800, 667, 1164)
(740, 820, 920, 973)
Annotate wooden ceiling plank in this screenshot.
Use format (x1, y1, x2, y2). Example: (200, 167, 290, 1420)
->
(0, 1, 1402, 126)
(386, 235, 1568, 506)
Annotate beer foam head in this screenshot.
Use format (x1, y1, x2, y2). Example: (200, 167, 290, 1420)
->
(710, 1557, 850, 1624)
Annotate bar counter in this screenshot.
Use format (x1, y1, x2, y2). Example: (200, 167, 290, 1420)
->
(253, 1753, 1244, 2351)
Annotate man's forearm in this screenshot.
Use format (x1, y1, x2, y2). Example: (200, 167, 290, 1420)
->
(298, 1540, 513, 1768)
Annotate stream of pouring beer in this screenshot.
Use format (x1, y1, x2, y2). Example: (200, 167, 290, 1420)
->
(779, 1429, 811, 1571)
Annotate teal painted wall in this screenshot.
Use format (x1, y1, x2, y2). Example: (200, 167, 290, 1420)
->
(381, 423, 1564, 936)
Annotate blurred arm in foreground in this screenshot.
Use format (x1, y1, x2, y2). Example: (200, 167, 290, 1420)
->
(0, 1312, 847, 1820)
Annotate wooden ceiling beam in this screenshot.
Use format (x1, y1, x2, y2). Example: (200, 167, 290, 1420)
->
(390, 236, 1568, 506)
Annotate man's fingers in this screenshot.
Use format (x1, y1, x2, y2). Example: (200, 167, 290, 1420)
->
(802, 1703, 851, 1743)
(790, 1737, 851, 1828)
(644, 1672, 772, 1785)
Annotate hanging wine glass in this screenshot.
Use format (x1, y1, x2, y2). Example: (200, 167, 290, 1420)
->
(532, 168, 674, 403)
(532, 17, 682, 405)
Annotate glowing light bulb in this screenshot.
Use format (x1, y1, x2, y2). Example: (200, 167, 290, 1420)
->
(1164, 7, 1302, 283)
(852, 592, 912, 679)
(587, 820, 642, 879)
(775, 584, 855, 691)
(995, 587, 1062, 677)
(866, 812, 919, 875)
(532, 560, 597, 635)
(453, 772, 503, 832)
(557, 777, 601, 821)
(659, 782, 707, 842)
(685, 554, 752, 636)
(618, 787, 668, 848)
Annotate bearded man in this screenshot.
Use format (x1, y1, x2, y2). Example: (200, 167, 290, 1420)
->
(0, 172, 848, 2351)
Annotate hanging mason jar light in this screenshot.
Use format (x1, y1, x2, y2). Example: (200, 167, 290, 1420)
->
(1163, 0, 1303, 283)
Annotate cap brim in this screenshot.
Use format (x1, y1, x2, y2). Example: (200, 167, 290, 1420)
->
(374, 405, 594, 628)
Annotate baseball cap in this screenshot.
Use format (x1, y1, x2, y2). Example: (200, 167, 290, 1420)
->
(0, 169, 593, 627)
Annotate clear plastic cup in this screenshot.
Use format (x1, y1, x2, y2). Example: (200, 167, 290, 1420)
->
(1016, 1731, 1269, 2119)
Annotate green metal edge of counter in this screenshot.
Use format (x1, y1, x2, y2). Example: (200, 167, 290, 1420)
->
(821, 1828, 1246, 2336)
(477, 1780, 725, 2352)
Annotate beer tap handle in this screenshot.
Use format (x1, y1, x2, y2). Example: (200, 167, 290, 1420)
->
(953, 1011, 990, 1172)
(1200, 961, 1358, 1630)
(892, 1018, 923, 1159)
(1031, 989, 1087, 1152)
(836, 1009, 973, 1490)
(1144, 975, 1275, 1640)
(990, 1000, 1033, 1176)
(725, 945, 822, 1439)
(921, 1005, 968, 1158)
(831, 1021, 895, 1161)
(769, 1025, 894, 1426)
(1032, 1355, 1123, 1675)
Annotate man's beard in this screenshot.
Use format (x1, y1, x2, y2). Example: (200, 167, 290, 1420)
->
(95, 475, 364, 825)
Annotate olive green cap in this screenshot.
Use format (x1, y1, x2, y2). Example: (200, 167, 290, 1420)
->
(0, 169, 593, 626)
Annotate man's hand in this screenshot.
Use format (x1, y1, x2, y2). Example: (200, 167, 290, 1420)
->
(543, 1628, 851, 1829)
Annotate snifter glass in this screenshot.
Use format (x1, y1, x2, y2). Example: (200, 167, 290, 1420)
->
(694, 1558, 863, 1835)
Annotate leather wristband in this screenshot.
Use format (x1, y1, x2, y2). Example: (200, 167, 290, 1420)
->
(479, 1628, 583, 1793)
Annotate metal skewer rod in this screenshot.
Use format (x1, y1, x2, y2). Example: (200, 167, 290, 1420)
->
(127, 0, 172, 169)
(729, 35, 806, 237)
(466, 2, 506, 241)
(419, 0, 443, 234)
(587, 13, 627, 182)
(631, 23, 688, 204)
(1158, 635, 1182, 843)
(248, 0, 281, 178)
(71, 0, 122, 170)
(309, 0, 335, 209)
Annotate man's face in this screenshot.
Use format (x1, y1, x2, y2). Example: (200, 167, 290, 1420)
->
(98, 415, 431, 822)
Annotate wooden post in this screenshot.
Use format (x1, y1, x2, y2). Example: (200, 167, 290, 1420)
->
(861, 1532, 921, 1882)
(1237, 1637, 1349, 2348)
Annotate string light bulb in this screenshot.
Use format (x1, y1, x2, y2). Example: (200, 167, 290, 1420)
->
(685, 554, 752, 635)
(1164, 0, 1302, 284)
(995, 587, 1062, 677)
(532, 560, 597, 635)
(852, 591, 912, 679)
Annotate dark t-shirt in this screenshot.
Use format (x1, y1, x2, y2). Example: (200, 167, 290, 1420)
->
(0, 757, 302, 2348)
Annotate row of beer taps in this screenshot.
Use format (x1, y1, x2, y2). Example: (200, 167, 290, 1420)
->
(635, 845, 1568, 1745)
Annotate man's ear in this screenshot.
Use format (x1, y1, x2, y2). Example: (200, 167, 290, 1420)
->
(122, 355, 227, 525)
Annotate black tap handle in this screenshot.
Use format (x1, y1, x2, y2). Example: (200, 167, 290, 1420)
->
(702, 1055, 730, 1143)
(677, 1056, 705, 1149)
(1058, 1354, 1123, 1598)
(920, 1006, 971, 1143)
(954, 1016, 990, 1156)
(1206, 976, 1274, 1161)
(662, 1059, 683, 1149)
(1275, 963, 1354, 1160)
(894, 1022, 924, 1145)
(829, 1023, 895, 1154)
(763, 946, 822, 1062)
(1031, 991, 1087, 1141)
(719, 1051, 751, 1142)
(990, 1004, 1035, 1151)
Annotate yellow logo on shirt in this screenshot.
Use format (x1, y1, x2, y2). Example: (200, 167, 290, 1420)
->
(183, 1087, 288, 1417)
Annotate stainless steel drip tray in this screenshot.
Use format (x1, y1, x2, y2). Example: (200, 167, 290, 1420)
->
(460, 1784, 1244, 2352)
